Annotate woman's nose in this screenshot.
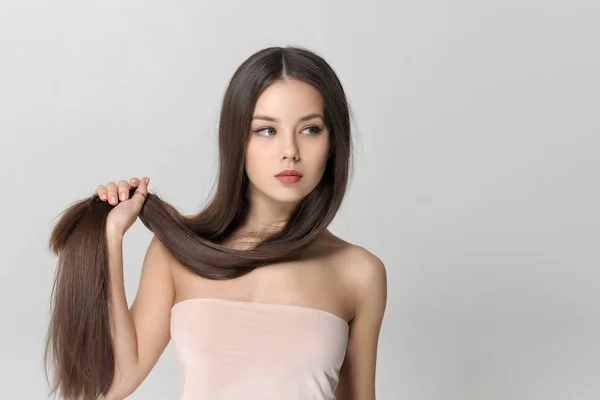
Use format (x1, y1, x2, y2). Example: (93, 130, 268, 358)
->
(279, 133, 300, 161)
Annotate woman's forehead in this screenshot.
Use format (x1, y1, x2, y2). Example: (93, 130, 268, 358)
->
(253, 79, 324, 119)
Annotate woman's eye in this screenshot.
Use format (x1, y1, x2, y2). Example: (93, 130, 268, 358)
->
(302, 126, 323, 135)
(251, 126, 322, 136)
(253, 127, 276, 136)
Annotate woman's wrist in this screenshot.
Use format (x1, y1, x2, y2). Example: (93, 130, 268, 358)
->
(106, 225, 124, 244)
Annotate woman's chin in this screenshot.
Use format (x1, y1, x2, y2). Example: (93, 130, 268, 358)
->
(268, 192, 306, 205)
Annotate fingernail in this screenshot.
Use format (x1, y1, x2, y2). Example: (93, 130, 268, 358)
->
(120, 193, 126, 201)
(145, 177, 150, 185)
(101, 193, 107, 200)
(110, 196, 117, 204)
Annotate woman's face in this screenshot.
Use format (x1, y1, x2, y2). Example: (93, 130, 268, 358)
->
(245, 78, 330, 207)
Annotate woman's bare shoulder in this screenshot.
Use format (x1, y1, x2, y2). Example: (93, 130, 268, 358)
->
(321, 230, 387, 288)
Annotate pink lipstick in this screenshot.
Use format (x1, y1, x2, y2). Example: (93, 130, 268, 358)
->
(275, 169, 303, 184)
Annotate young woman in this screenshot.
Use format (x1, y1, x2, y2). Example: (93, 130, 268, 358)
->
(45, 46, 387, 400)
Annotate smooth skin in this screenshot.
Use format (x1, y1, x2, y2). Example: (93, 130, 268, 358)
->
(96, 79, 387, 400)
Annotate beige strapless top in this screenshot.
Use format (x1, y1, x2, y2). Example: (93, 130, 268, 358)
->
(170, 298, 349, 400)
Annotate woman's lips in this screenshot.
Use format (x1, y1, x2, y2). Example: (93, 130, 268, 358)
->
(275, 175, 302, 184)
(275, 169, 303, 184)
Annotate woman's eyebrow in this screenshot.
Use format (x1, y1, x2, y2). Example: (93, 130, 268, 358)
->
(251, 113, 324, 123)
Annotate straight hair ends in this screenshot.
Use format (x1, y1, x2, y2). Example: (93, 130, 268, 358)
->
(44, 46, 352, 399)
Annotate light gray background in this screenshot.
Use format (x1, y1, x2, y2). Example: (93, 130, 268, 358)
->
(1, 0, 598, 399)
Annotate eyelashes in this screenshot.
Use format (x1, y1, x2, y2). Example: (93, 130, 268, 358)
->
(250, 126, 324, 137)
(251, 127, 276, 136)
(302, 126, 324, 136)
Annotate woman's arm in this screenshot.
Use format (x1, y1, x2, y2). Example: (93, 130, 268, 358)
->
(336, 249, 387, 400)
(104, 233, 175, 399)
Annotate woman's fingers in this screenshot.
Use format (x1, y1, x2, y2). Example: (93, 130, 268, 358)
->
(96, 177, 144, 204)
(106, 181, 117, 205)
(96, 185, 108, 201)
(132, 177, 149, 207)
(117, 180, 131, 201)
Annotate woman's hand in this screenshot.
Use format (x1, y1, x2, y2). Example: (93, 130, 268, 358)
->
(96, 177, 150, 236)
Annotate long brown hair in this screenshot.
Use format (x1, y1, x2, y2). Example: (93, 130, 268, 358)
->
(44, 46, 353, 399)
